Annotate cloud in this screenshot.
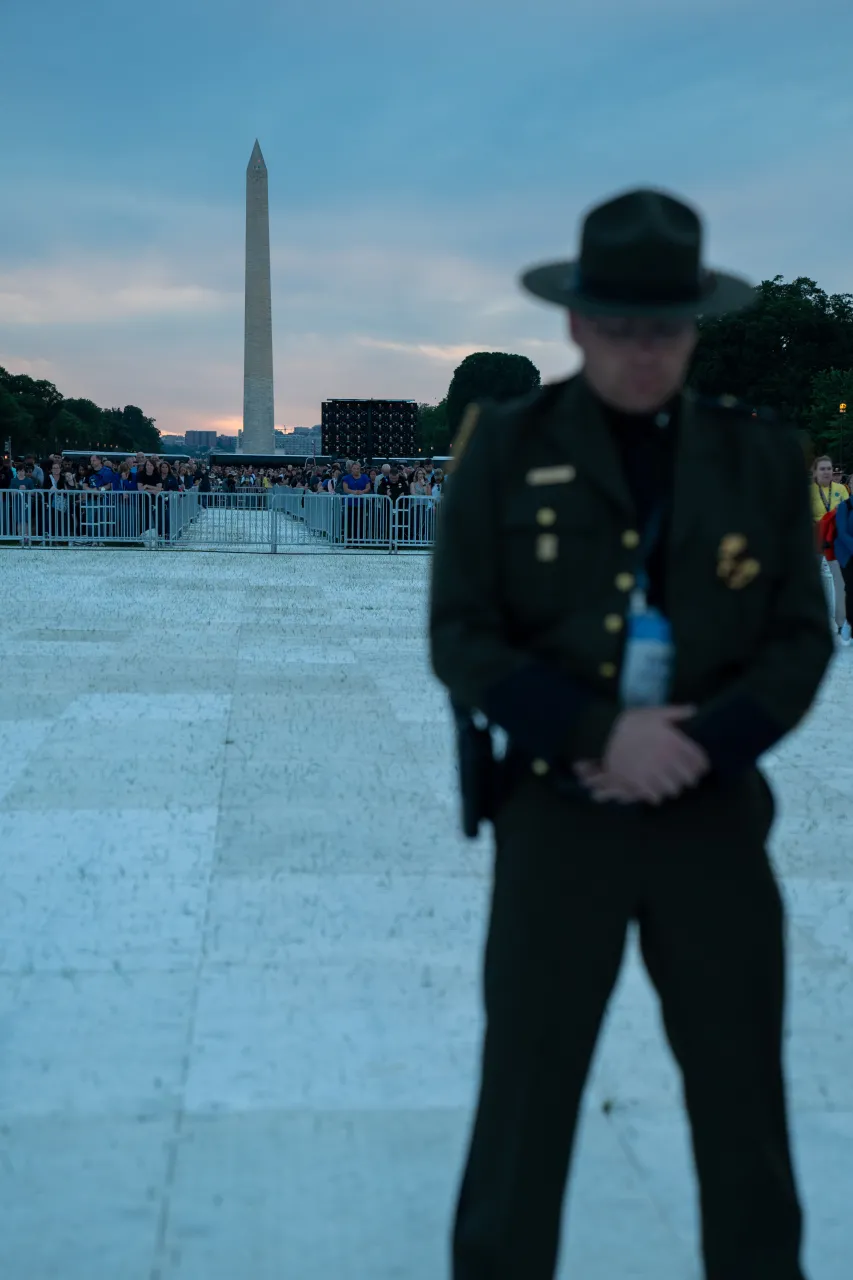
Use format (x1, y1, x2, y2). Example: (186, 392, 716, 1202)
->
(271, 241, 515, 316)
(0, 352, 57, 378)
(356, 338, 488, 363)
(206, 415, 242, 433)
(357, 333, 575, 368)
(3, 106, 847, 437)
(0, 254, 239, 325)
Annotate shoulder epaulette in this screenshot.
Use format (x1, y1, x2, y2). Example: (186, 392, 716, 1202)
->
(452, 380, 568, 461)
(491, 378, 568, 425)
(452, 402, 482, 464)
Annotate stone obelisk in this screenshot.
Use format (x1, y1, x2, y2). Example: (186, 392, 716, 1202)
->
(241, 140, 275, 453)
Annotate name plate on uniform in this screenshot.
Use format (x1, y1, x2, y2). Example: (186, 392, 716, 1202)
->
(526, 465, 576, 486)
(619, 607, 674, 707)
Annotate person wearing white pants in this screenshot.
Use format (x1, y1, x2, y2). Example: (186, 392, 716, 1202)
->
(811, 456, 851, 645)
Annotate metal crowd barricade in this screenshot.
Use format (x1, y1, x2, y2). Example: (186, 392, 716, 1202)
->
(156, 490, 198, 544)
(173, 488, 280, 549)
(0, 489, 25, 542)
(0, 489, 189, 547)
(300, 492, 342, 543)
(272, 489, 309, 522)
(62, 490, 156, 545)
(270, 490, 392, 549)
(392, 495, 438, 549)
(339, 493, 392, 548)
(0, 486, 439, 552)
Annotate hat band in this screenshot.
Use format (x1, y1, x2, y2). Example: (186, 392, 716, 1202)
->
(578, 271, 710, 305)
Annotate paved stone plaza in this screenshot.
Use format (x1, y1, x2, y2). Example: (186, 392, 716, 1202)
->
(0, 547, 850, 1279)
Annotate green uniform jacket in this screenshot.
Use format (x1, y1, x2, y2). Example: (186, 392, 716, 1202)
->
(429, 373, 833, 775)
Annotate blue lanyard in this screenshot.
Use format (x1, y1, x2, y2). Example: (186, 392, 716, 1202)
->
(634, 504, 666, 595)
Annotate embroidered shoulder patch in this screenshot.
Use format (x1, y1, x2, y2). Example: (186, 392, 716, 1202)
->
(452, 403, 481, 464)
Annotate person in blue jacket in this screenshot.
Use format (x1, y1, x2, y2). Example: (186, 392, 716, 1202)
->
(87, 454, 116, 488)
(110, 460, 141, 540)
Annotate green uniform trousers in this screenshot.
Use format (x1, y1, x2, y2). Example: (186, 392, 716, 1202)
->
(452, 767, 806, 1280)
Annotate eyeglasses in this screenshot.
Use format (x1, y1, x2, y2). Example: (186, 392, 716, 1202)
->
(589, 316, 695, 342)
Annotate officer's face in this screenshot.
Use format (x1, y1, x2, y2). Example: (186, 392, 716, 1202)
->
(569, 312, 698, 412)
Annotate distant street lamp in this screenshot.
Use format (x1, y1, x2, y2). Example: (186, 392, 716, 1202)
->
(841, 403, 847, 474)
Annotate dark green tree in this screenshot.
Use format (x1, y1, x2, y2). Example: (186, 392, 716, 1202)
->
(111, 404, 160, 452)
(0, 368, 64, 453)
(446, 352, 541, 440)
(0, 366, 161, 455)
(0, 369, 63, 411)
(47, 407, 92, 451)
(0, 384, 34, 451)
(416, 398, 451, 456)
(60, 398, 108, 444)
(804, 368, 853, 468)
(690, 276, 853, 425)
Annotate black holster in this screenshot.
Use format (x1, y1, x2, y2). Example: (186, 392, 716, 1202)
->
(451, 701, 497, 839)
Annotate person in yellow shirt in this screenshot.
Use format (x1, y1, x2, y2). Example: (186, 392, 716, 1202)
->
(811, 455, 848, 519)
(812, 455, 850, 642)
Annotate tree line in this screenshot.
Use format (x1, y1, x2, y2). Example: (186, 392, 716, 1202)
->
(4, 276, 852, 464)
(416, 276, 853, 467)
(0, 368, 160, 458)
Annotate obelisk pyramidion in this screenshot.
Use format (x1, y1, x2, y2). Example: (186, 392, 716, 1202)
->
(241, 140, 275, 453)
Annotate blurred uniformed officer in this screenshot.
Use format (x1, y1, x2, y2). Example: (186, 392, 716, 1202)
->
(429, 188, 832, 1280)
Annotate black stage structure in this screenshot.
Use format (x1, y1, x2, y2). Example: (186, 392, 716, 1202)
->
(321, 399, 418, 463)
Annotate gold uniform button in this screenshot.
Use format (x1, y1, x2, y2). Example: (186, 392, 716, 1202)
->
(604, 613, 623, 633)
(536, 507, 557, 527)
(531, 758, 550, 776)
(615, 572, 635, 592)
(621, 529, 640, 549)
(599, 661, 617, 678)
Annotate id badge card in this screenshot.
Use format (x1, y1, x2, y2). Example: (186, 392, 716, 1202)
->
(619, 598, 674, 708)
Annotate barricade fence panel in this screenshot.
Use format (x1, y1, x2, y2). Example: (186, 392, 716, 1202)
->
(340, 494, 392, 548)
(0, 490, 24, 542)
(1, 489, 162, 545)
(392, 495, 439, 549)
(0, 489, 442, 552)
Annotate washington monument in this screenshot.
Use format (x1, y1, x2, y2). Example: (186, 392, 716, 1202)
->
(241, 139, 275, 453)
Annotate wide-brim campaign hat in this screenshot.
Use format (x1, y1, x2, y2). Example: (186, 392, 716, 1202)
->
(520, 188, 756, 318)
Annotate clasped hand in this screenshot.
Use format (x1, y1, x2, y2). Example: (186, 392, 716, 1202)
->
(574, 706, 709, 805)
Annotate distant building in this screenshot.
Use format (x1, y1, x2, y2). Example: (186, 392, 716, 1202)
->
(275, 425, 321, 453)
(185, 430, 218, 450)
(216, 434, 237, 453)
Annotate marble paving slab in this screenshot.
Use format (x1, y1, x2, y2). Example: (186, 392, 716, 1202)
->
(0, 547, 850, 1280)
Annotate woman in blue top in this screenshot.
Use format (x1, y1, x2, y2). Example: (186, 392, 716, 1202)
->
(111, 462, 138, 492)
(342, 462, 371, 496)
(342, 462, 372, 542)
(112, 461, 142, 540)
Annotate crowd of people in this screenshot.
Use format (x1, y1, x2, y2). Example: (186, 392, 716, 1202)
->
(0, 452, 446, 498)
(0, 451, 447, 544)
(4, 449, 853, 584)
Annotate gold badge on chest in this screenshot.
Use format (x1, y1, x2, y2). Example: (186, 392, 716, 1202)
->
(717, 534, 760, 589)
